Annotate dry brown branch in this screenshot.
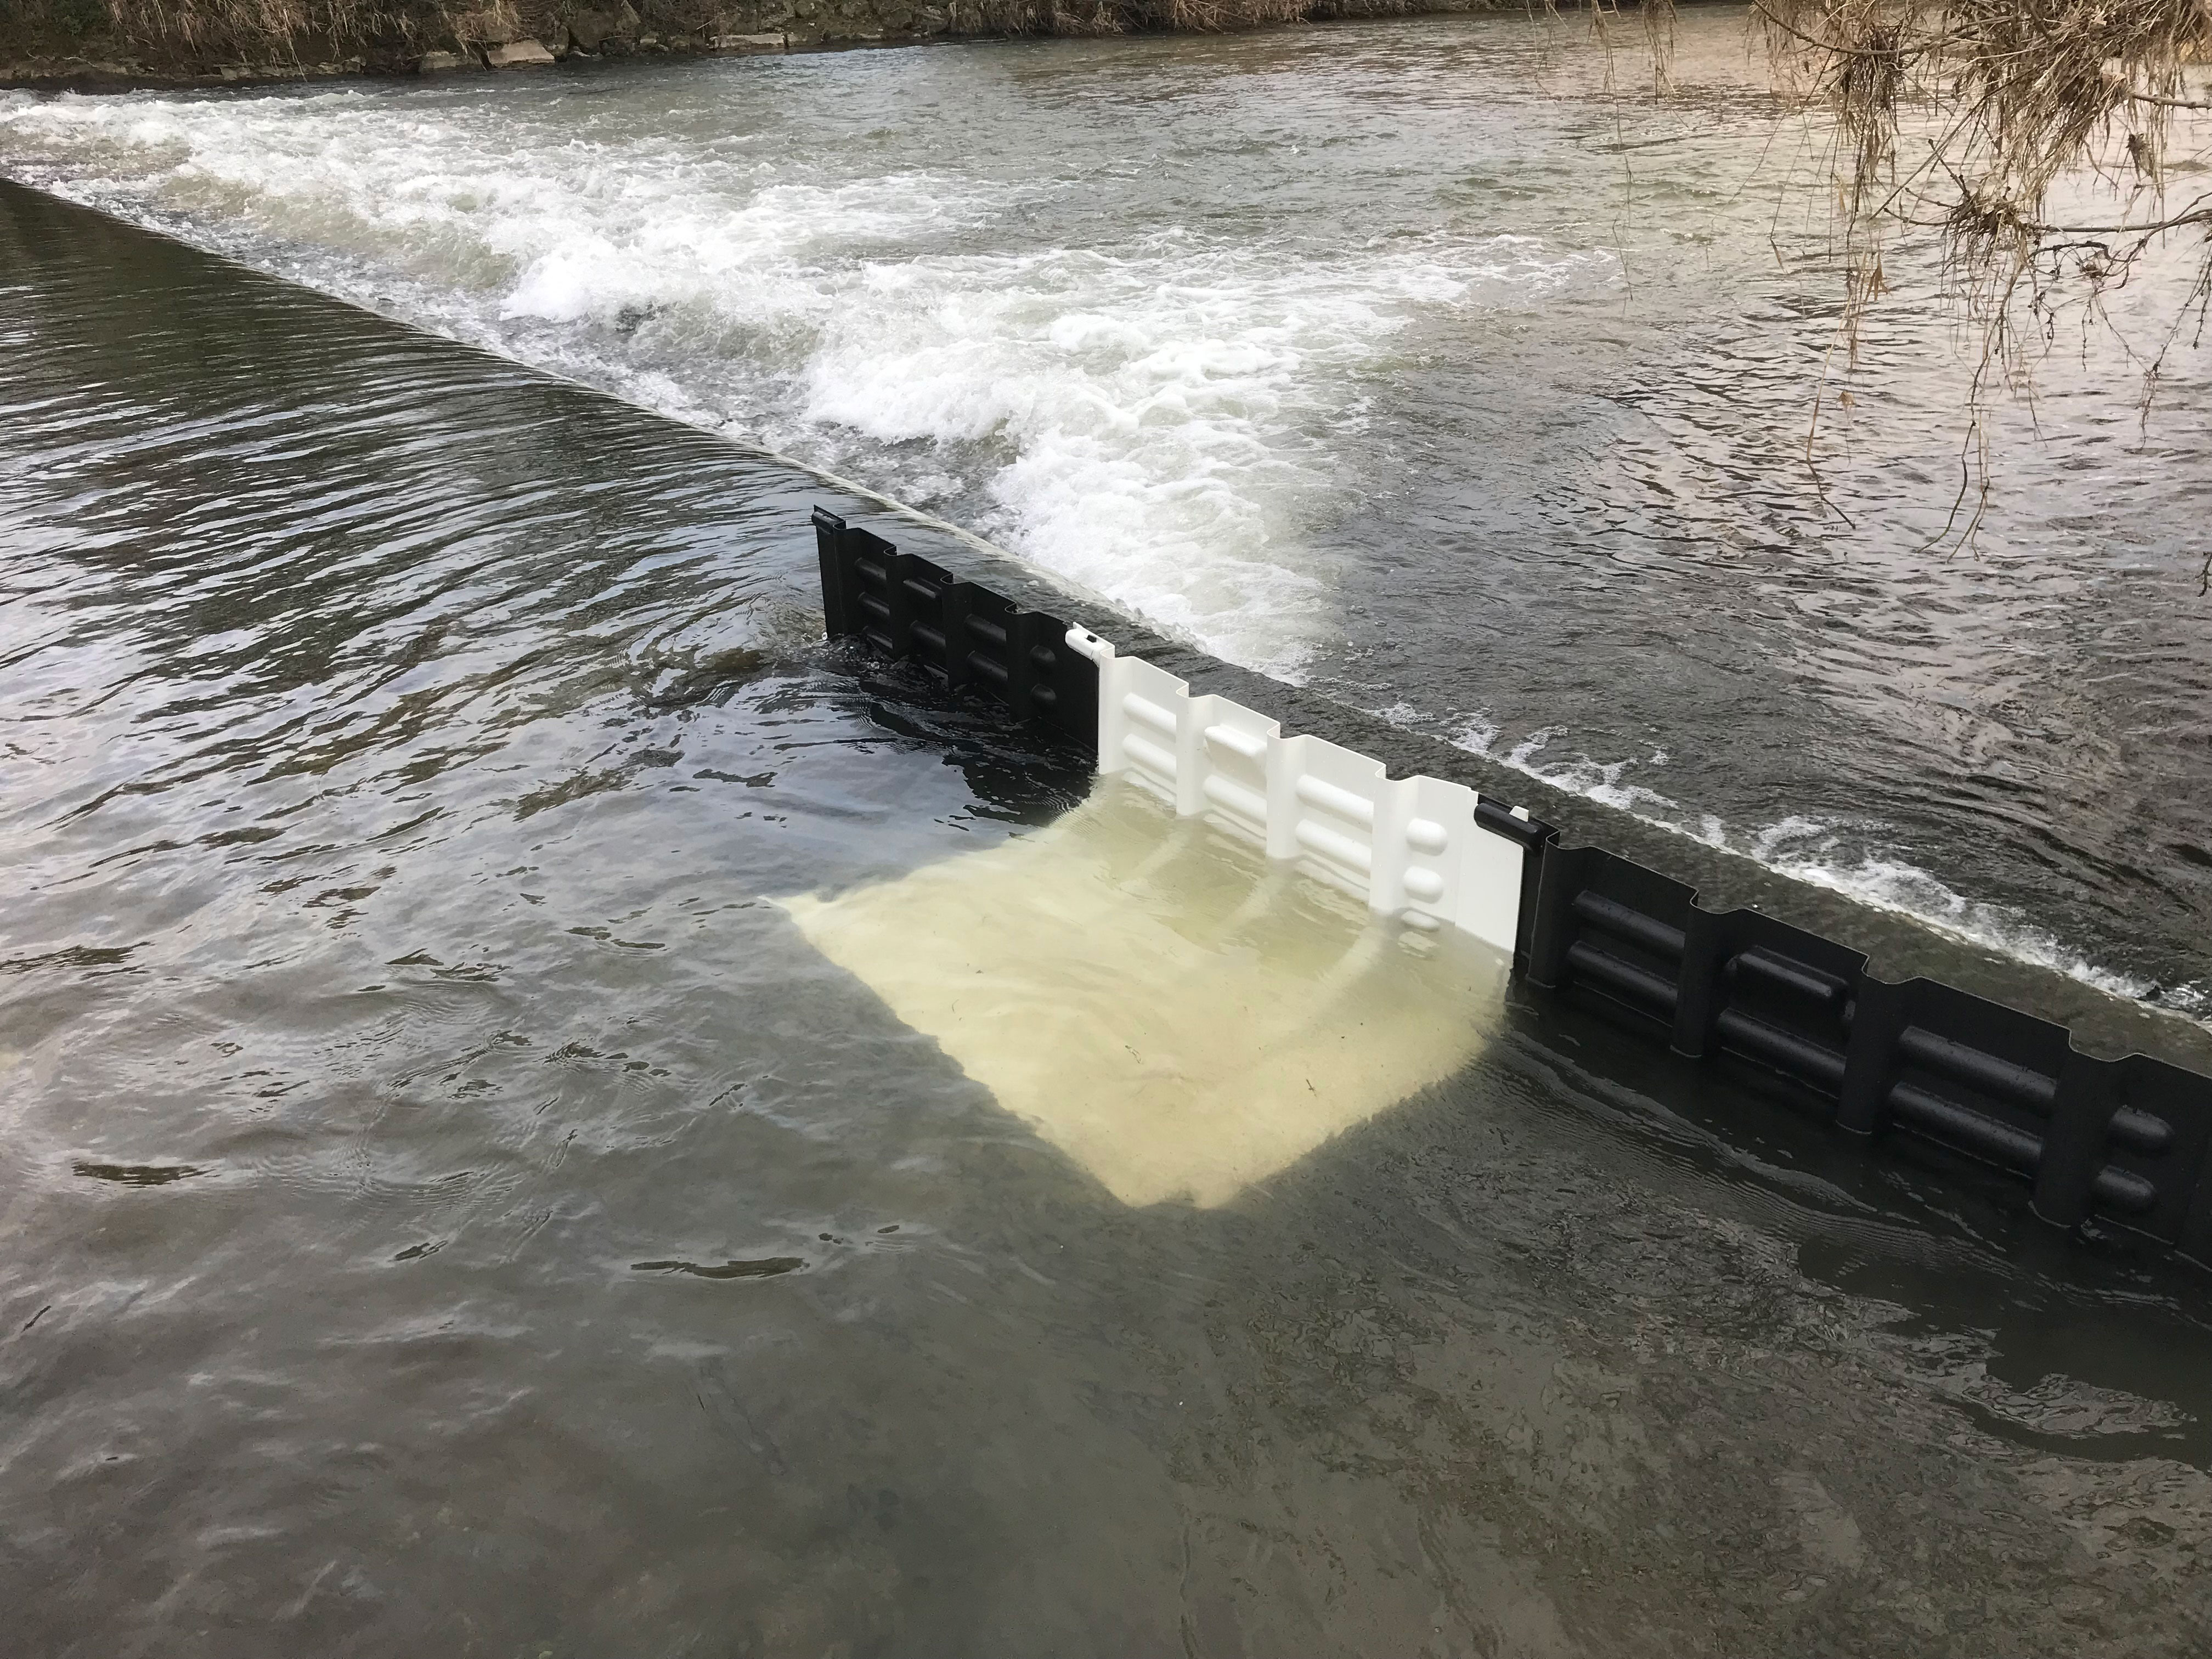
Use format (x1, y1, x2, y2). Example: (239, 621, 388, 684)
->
(1702, 1, 2212, 551)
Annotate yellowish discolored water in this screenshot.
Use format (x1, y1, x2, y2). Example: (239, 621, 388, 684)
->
(785, 779, 1508, 1207)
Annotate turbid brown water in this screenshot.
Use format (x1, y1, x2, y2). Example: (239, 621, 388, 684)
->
(7, 159, 2212, 1655)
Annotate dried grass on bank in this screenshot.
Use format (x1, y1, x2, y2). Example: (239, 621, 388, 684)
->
(3, 0, 1493, 61)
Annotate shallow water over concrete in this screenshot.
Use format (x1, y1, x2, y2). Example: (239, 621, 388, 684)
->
(6, 178, 2212, 1657)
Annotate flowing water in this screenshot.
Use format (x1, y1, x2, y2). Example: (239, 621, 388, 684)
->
(3, 9, 2209, 1015)
(5, 14, 2212, 1656)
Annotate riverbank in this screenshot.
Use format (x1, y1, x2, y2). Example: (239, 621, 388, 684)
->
(0, 0, 1500, 90)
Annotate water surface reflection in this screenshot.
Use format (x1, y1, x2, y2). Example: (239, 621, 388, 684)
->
(4, 182, 2211, 1657)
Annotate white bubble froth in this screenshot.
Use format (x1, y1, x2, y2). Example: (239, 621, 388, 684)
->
(4, 81, 2193, 1022)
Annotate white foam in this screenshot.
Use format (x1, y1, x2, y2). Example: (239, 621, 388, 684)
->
(0, 88, 1604, 677)
(9, 82, 2178, 1023)
(1418, 711, 2212, 1024)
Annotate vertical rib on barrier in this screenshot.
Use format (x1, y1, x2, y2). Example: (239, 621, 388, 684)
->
(1074, 629, 1528, 955)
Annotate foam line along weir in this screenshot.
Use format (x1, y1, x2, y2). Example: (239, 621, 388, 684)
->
(811, 509, 2212, 1260)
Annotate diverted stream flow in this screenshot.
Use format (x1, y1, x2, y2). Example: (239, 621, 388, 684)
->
(4, 7, 2210, 1022)
(784, 780, 1512, 1210)
(7, 166, 2212, 1658)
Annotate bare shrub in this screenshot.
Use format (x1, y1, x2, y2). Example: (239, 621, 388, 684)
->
(1736, 1, 2212, 546)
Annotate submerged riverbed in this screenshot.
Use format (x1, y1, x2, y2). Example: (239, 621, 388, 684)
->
(7, 157, 2212, 1654)
(2, 8, 2209, 1022)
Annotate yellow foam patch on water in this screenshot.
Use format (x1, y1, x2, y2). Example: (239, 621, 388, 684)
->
(779, 780, 1508, 1208)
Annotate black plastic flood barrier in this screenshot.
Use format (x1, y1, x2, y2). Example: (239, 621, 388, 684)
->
(810, 509, 2212, 1257)
(815, 509, 1098, 760)
(1526, 840, 2212, 1252)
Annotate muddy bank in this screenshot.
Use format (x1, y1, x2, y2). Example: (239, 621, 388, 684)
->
(0, 0, 1500, 90)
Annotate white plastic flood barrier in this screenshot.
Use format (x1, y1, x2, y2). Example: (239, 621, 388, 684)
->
(1066, 627, 1527, 956)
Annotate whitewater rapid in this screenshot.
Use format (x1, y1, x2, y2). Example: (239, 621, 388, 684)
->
(0, 77, 1602, 676)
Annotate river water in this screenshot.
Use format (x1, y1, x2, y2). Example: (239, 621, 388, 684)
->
(3, 8, 2209, 1017)
(5, 14, 2212, 1657)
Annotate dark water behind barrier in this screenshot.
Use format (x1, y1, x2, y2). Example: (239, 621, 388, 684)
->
(9, 178, 2212, 1656)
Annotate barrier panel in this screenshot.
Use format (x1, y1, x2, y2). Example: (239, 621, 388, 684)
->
(1526, 844, 2212, 1249)
(811, 509, 2212, 1259)
(817, 509, 1530, 956)
(1073, 632, 1525, 950)
(815, 509, 1097, 754)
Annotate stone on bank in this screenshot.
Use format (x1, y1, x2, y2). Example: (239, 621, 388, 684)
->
(484, 37, 557, 66)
